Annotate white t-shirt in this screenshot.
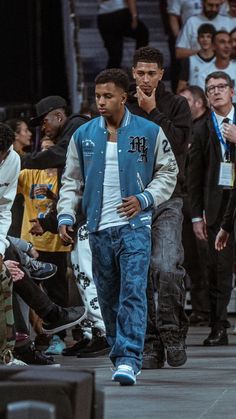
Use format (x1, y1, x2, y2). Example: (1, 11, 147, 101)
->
(98, 0, 126, 14)
(206, 60, 236, 102)
(176, 14, 233, 50)
(167, 0, 202, 24)
(188, 54, 216, 90)
(98, 141, 128, 231)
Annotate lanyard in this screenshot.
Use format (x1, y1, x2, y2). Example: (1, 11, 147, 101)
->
(211, 111, 231, 155)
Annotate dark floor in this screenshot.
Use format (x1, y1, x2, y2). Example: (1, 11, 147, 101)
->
(55, 319, 236, 419)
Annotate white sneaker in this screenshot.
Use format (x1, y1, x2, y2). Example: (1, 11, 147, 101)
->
(1, 350, 28, 366)
(112, 364, 136, 385)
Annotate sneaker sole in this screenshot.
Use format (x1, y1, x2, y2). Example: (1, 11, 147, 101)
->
(42, 310, 87, 335)
(76, 347, 110, 358)
(112, 372, 136, 385)
(30, 266, 58, 281)
(167, 354, 187, 367)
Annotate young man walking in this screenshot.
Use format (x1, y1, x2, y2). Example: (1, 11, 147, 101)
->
(57, 68, 178, 385)
(127, 46, 191, 369)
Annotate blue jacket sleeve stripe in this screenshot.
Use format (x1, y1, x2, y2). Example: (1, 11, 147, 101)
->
(58, 215, 74, 226)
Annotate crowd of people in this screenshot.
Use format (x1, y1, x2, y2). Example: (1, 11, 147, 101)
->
(1, 0, 236, 386)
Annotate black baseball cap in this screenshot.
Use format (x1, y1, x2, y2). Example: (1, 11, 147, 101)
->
(30, 95, 67, 126)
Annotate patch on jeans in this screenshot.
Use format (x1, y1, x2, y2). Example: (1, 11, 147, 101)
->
(90, 297, 99, 310)
(78, 272, 90, 289)
(78, 225, 89, 241)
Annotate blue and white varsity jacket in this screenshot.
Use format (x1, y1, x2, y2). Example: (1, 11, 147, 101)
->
(57, 108, 178, 232)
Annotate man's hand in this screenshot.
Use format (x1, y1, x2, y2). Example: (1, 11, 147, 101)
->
(0, 254, 3, 272)
(117, 196, 141, 219)
(136, 86, 156, 114)
(215, 228, 230, 251)
(222, 123, 236, 144)
(34, 185, 57, 200)
(4, 260, 24, 282)
(192, 220, 208, 241)
(58, 225, 74, 245)
(29, 219, 44, 236)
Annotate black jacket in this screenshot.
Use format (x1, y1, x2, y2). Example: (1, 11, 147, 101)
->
(220, 186, 236, 233)
(127, 81, 191, 198)
(187, 107, 236, 227)
(21, 113, 89, 233)
(21, 114, 89, 171)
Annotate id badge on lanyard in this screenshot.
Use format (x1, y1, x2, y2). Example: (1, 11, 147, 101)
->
(219, 162, 235, 188)
(211, 112, 235, 189)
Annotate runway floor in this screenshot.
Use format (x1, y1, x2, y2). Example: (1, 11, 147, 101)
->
(55, 317, 236, 419)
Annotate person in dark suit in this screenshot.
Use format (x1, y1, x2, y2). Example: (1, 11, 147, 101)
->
(188, 71, 235, 346)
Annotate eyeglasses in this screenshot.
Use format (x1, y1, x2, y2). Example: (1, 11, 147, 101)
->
(206, 83, 229, 95)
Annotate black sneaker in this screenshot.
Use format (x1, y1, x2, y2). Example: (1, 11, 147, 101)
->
(25, 259, 57, 281)
(142, 337, 166, 369)
(42, 306, 86, 335)
(76, 327, 110, 358)
(62, 338, 90, 356)
(14, 344, 60, 367)
(162, 330, 187, 367)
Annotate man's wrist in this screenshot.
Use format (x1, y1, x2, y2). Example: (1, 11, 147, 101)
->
(192, 217, 203, 223)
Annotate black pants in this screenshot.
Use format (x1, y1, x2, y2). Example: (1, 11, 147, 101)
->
(5, 243, 55, 320)
(37, 251, 68, 308)
(207, 221, 234, 329)
(182, 196, 210, 316)
(97, 8, 149, 68)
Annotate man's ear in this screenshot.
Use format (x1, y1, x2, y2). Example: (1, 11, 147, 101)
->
(132, 66, 136, 79)
(122, 92, 128, 104)
(158, 69, 164, 81)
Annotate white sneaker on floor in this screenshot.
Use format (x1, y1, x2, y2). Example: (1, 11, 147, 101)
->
(1, 350, 28, 366)
(112, 364, 136, 385)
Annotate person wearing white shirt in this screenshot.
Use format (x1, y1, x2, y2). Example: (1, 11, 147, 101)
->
(206, 30, 236, 101)
(176, 0, 233, 59)
(177, 23, 216, 93)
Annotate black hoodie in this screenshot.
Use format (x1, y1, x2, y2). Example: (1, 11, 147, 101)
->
(127, 81, 191, 198)
(20, 113, 89, 233)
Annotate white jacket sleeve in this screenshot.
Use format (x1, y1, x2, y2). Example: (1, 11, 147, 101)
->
(57, 136, 84, 224)
(0, 150, 20, 256)
(144, 127, 178, 208)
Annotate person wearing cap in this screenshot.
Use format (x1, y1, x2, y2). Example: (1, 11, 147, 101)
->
(20, 96, 89, 335)
(22, 96, 89, 176)
(22, 96, 107, 357)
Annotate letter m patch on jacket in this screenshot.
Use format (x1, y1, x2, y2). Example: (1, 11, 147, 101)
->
(128, 136, 148, 162)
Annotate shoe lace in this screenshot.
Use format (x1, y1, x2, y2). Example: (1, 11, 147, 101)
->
(28, 259, 43, 271)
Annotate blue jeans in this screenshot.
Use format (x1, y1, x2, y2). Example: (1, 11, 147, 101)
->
(89, 224, 151, 373)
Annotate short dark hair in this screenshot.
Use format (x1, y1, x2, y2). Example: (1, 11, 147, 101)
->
(212, 30, 230, 43)
(0, 123, 15, 152)
(180, 85, 208, 108)
(5, 118, 26, 134)
(197, 23, 216, 37)
(95, 68, 130, 92)
(205, 71, 234, 89)
(133, 46, 164, 69)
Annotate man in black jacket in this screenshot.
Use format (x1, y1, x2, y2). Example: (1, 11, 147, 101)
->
(127, 46, 191, 368)
(21, 96, 89, 312)
(188, 71, 235, 345)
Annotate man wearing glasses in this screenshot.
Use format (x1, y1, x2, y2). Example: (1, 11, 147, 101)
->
(188, 71, 236, 346)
